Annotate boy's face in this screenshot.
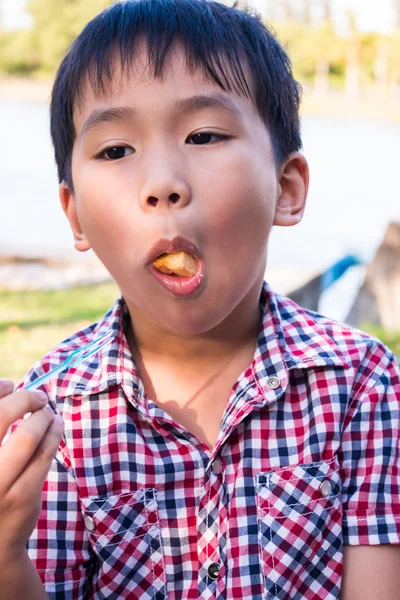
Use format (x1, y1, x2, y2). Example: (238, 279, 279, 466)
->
(61, 44, 308, 336)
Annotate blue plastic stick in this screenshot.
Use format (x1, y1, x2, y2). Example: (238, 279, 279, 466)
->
(24, 332, 114, 391)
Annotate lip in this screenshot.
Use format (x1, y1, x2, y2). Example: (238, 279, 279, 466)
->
(145, 235, 203, 266)
(148, 260, 205, 297)
(145, 236, 205, 297)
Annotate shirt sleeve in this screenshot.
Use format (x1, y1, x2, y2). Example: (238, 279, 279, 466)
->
(27, 450, 97, 600)
(339, 349, 400, 545)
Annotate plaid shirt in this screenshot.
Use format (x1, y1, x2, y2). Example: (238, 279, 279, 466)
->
(14, 281, 400, 599)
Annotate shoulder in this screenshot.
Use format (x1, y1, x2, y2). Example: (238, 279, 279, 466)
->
(17, 320, 102, 392)
(16, 298, 121, 396)
(272, 289, 397, 385)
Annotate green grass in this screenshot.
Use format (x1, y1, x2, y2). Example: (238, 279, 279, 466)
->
(0, 281, 118, 331)
(0, 281, 118, 382)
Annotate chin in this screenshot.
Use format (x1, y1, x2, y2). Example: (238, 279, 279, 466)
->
(151, 304, 230, 336)
(157, 316, 218, 337)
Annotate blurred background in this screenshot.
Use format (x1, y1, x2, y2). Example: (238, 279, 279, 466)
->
(0, 0, 399, 380)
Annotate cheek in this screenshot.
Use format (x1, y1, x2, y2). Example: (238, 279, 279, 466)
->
(198, 150, 276, 246)
(73, 166, 128, 237)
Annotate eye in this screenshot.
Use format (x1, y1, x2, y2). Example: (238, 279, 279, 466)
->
(97, 146, 134, 160)
(186, 133, 227, 145)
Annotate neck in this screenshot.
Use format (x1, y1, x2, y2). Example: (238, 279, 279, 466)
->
(125, 285, 263, 366)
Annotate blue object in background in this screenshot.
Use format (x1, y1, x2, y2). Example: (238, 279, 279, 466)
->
(321, 254, 363, 293)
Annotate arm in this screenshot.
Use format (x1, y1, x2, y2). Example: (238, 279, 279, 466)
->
(341, 545, 400, 600)
(0, 380, 63, 599)
(0, 549, 49, 600)
(338, 350, 400, 594)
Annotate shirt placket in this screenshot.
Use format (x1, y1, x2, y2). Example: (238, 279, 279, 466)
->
(195, 385, 268, 599)
(197, 455, 228, 598)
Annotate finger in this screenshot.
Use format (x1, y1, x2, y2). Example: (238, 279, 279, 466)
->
(0, 405, 56, 493)
(0, 379, 15, 398)
(11, 413, 64, 500)
(0, 390, 48, 442)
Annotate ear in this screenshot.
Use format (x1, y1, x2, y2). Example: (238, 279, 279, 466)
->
(273, 153, 309, 227)
(59, 181, 91, 252)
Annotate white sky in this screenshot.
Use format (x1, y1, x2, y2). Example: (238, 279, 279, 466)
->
(0, 0, 397, 33)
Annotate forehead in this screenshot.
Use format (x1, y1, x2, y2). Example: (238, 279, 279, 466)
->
(73, 41, 257, 126)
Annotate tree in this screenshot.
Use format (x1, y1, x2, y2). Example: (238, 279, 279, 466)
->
(272, 15, 341, 91)
(266, 0, 294, 22)
(0, 28, 37, 75)
(387, 29, 400, 95)
(344, 11, 360, 100)
(266, 0, 334, 26)
(303, 0, 312, 25)
(322, 0, 332, 21)
(394, 0, 400, 28)
(25, 0, 115, 74)
(312, 20, 341, 94)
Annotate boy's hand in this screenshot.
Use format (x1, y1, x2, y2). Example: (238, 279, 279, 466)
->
(0, 379, 64, 562)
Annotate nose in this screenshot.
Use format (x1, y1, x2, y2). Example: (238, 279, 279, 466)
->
(147, 192, 181, 207)
(138, 155, 191, 212)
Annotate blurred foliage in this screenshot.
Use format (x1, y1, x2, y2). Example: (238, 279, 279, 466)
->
(0, 0, 400, 97)
(361, 324, 400, 359)
(0, 28, 37, 74)
(0, 0, 114, 76)
(272, 20, 400, 94)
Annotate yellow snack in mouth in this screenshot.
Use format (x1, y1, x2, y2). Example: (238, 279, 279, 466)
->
(153, 251, 198, 277)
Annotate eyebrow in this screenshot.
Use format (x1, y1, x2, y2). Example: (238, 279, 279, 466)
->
(80, 106, 137, 139)
(79, 93, 244, 139)
(174, 93, 244, 119)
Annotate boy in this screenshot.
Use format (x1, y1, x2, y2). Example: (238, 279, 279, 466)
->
(0, 1, 399, 598)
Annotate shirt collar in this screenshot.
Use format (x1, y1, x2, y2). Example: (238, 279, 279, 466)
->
(56, 281, 349, 400)
(56, 297, 136, 399)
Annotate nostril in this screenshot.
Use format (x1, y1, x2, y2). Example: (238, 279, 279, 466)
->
(169, 193, 180, 204)
(148, 196, 158, 207)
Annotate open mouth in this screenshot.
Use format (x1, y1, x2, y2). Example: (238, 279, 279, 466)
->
(152, 250, 198, 277)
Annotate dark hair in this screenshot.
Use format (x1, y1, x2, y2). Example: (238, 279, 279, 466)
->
(50, 0, 302, 189)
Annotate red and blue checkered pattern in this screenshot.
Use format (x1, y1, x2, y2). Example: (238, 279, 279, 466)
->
(10, 281, 400, 599)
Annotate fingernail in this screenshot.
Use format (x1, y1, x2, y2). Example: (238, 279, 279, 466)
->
(36, 391, 48, 404)
(0, 379, 14, 393)
(43, 404, 54, 414)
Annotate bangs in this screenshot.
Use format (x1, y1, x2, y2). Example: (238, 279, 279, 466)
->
(70, 0, 253, 108)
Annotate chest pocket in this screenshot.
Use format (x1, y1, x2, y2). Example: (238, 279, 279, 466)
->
(256, 458, 343, 600)
(80, 488, 166, 600)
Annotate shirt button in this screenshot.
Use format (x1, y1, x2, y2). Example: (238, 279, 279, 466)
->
(207, 562, 221, 580)
(267, 376, 280, 390)
(84, 515, 95, 532)
(320, 479, 332, 497)
(212, 458, 223, 475)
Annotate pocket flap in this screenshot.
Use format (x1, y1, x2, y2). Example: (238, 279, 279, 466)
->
(257, 458, 341, 518)
(80, 488, 158, 545)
